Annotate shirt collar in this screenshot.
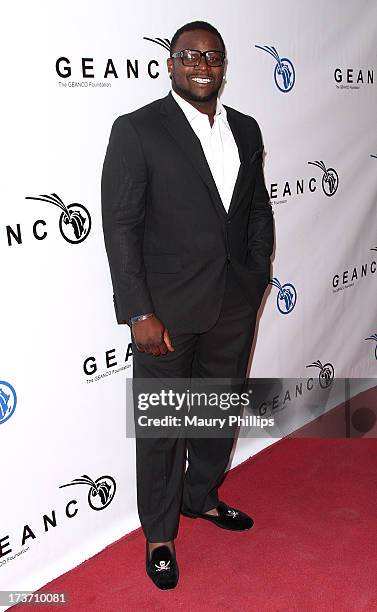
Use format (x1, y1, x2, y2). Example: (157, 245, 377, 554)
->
(171, 89, 227, 125)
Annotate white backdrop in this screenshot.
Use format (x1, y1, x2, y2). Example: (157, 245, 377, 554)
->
(1, 0, 376, 600)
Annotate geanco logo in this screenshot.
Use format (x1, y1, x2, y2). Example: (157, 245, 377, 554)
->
(307, 160, 339, 196)
(0, 381, 17, 425)
(56, 36, 170, 86)
(59, 474, 116, 510)
(306, 360, 335, 389)
(0, 473, 116, 564)
(334, 67, 374, 90)
(365, 334, 377, 360)
(84, 344, 133, 383)
(255, 45, 295, 92)
(25, 193, 91, 244)
(269, 277, 297, 314)
(270, 160, 339, 205)
(257, 377, 329, 418)
(332, 245, 376, 292)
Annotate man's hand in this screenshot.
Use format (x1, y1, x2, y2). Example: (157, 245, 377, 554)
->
(132, 315, 174, 356)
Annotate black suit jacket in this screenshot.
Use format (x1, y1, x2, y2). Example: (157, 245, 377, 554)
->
(101, 92, 274, 334)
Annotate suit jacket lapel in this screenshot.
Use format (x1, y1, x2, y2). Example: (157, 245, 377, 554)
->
(159, 93, 227, 220)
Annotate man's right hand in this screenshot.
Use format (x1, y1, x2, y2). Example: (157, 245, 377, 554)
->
(132, 315, 174, 356)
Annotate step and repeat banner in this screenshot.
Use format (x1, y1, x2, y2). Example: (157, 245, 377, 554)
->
(1, 0, 376, 599)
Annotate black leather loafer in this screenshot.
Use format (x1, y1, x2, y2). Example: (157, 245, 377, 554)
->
(181, 501, 254, 531)
(146, 543, 179, 590)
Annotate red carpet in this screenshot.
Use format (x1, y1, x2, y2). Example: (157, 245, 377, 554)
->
(13, 436, 377, 611)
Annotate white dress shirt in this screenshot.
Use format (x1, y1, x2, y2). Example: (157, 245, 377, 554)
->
(171, 89, 240, 213)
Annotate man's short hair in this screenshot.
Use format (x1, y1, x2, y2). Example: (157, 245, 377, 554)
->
(170, 21, 226, 54)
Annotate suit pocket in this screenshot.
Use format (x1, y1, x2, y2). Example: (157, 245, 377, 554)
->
(144, 253, 182, 273)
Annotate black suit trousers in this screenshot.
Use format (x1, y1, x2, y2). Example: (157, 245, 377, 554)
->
(132, 263, 257, 542)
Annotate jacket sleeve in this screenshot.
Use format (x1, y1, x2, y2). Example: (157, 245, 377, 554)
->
(101, 115, 154, 324)
(247, 121, 274, 281)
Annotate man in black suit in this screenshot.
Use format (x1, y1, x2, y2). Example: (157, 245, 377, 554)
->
(102, 21, 273, 589)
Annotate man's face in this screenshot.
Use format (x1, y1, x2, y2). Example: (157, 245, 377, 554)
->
(167, 29, 225, 103)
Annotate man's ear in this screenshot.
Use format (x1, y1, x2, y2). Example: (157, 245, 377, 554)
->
(167, 57, 173, 78)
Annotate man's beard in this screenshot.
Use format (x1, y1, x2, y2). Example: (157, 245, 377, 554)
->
(171, 76, 221, 104)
